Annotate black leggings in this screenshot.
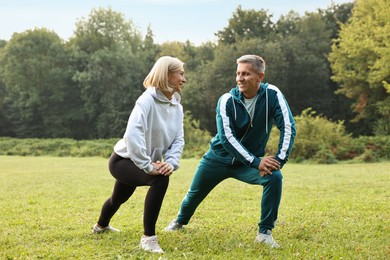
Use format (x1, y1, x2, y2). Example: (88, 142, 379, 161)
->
(97, 152, 169, 236)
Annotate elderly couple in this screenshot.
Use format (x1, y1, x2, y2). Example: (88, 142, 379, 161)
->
(91, 54, 296, 253)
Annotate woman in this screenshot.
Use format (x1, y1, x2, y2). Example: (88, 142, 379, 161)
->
(92, 56, 186, 254)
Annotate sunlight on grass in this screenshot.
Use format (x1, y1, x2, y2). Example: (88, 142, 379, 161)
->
(1, 156, 389, 259)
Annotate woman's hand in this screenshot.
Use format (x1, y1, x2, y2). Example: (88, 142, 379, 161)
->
(147, 166, 160, 176)
(151, 161, 174, 176)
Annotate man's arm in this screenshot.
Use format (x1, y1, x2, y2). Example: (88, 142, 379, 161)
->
(269, 85, 296, 168)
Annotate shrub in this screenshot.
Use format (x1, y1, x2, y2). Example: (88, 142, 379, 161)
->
(266, 108, 353, 163)
(0, 112, 212, 160)
(0, 137, 116, 157)
(182, 111, 212, 159)
(353, 136, 390, 162)
(0, 110, 389, 163)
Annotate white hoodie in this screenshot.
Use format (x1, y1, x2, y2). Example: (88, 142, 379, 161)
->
(114, 87, 185, 173)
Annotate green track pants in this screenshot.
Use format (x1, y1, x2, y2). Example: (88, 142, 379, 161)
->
(177, 155, 283, 233)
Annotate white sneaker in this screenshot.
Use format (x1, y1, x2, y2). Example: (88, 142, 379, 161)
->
(255, 230, 280, 248)
(163, 218, 183, 231)
(140, 235, 164, 253)
(91, 223, 121, 234)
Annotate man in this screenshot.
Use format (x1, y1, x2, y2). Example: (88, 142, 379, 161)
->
(165, 54, 296, 248)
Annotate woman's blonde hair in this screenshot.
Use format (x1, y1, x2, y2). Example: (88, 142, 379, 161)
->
(143, 56, 184, 92)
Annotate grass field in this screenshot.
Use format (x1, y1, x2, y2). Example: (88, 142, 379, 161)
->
(1, 156, 389, 259)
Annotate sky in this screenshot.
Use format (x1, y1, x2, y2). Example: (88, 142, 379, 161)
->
(0, 0, 353, 45)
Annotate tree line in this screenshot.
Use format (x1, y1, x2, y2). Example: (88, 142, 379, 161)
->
(0, 0, 389, 140)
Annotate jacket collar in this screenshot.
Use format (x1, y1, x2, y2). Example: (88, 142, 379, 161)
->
(230, 82, 268, 101)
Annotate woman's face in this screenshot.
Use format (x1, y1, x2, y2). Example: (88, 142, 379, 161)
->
(168, 69, 186, 93)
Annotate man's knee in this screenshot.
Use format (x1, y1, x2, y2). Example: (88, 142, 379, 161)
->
(184, 189, 202, 204)
(269, 170, 283, 185)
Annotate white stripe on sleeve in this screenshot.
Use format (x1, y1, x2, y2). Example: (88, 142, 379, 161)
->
(268, 85, 293, 160)
(220, 94, 254, 163)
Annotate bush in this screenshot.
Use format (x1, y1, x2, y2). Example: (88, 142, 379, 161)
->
(353, 136, 390, 162)
(265, 108, 390, 163)
(0, 112, 212, 159)
(0, 110, 389, 163)
(0, 137, 116, 157)
(266, 108, 353, 163)
(182, 111, 212, 159)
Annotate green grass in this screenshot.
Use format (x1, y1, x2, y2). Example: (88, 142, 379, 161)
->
(1, 156, 389, 259)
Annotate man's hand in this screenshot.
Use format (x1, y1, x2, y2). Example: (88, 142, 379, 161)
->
(258, 156, 280, 177)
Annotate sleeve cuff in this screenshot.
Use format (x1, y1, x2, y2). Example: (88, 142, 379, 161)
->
(275, 156, 286, 168)
(250, 157, 261, 170)
(143, 164, 154, 173)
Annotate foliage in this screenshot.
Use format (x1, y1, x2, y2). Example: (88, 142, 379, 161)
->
(0, 29, 81, 138)
(277, 12, 334, 116)
(216, 5, 274, 44)
(69, 7, 146, 138)
(328, 0, 390, 135)
(2, 3, 389, 140)
(0, 137, 116, 157)
(2, 110, 389, 162)
(267, 108, 390, 163)
(0, 78, 12, 136)
(0, 112, 212, 159)
(182, 43, 237, 134)
(182, 111, 212, 158)
(182, 3, 355, 135)
(267, 108, 351, 163)
(1, 156, 389, 259)
(353, 135, 390, 162)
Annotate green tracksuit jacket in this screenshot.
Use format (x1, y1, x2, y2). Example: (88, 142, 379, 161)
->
(210, 82, 296, 169)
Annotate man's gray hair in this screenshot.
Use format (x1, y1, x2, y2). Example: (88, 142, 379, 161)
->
(237, 55, 266, 73)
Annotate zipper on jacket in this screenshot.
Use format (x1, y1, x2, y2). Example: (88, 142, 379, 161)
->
(237, 99, 253, 141)
(229, 95, 255, 166)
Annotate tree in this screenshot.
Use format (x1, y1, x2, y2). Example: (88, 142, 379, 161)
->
(322, 2, 354, 39)
(0, 40, 12, 136)
(0, 77, 12, 136)
(182, 5, 356, 137)
(275, 11, 301, 36)
(216, 6, 274, 44)
(69, 7, 145, 138)
(181, 43, 237, 134)
(278, 12, 334, 117)
(0, 29, 80, 138)
(318, 2, 356, 133)
(141, 25, 160, 71)
(157, 41, 187, 60)
(329, 0, 390, 135)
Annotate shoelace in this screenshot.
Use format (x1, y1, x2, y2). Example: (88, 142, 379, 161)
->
(148, 237, 159, 247)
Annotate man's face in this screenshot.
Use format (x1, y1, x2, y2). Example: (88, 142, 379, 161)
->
(236, 62, 264, 98)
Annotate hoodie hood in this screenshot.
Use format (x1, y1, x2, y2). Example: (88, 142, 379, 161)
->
(146, 86, 181, 105)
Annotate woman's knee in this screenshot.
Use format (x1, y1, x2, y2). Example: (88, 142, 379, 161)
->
(151, 176, 170, 189)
